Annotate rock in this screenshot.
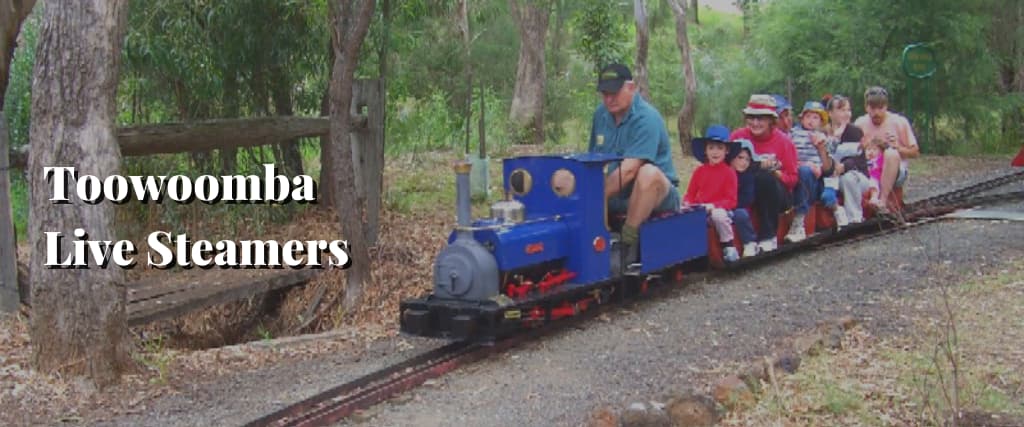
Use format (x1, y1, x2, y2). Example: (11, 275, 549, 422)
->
(390, 392, 414, 404)
(620, 402, 671, 427)
(792, 330, 825, 356)
(350, 408, 378, 424)
(836, 315, 858, 330)
(737, 361, 766, 393)
(957, 410, 1024, 427)
(772, 352, 801, 374)
(712, 375, 755, 410)
(818, 323, 844, 350)
(585, 405, 618, 427)
(665, 393, 718, 427)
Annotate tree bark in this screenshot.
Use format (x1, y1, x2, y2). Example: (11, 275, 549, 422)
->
(508, 0, 549, 145)
(271, 69, 305, 178)
(669, 0, 698, 155)
(549, 0, 568, 76)
(0, 114, 17, 313)
(634, 0, 651, 102)
(328, 0, 375, 312)
(457, 0, 472, 154)
(690, 0, 699, 24)
(0, 0, 36, 313)
(28, 0, 130, 387)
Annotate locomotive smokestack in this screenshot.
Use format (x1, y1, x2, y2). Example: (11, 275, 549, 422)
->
(454, 161, 472, 230)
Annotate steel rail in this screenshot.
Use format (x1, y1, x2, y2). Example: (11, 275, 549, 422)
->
(246, 170, 1024, 427)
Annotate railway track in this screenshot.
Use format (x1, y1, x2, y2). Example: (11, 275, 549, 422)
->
(246, 169, 1024, 427)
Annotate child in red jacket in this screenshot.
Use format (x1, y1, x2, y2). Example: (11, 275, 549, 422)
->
(684, 125, 741, 262)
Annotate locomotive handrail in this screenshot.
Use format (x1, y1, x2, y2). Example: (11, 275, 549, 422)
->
(453, 214, 566, 232)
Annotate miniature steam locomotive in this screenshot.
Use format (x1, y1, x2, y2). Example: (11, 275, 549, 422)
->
(399, 153, 709, 342)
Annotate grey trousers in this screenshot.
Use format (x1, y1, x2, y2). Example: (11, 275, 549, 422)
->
(839, 171, 873, 222)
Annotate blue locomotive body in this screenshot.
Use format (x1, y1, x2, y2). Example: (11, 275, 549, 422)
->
(400, 153, 709, 341)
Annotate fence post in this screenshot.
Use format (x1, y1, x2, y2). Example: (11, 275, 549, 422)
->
(0, 112, 20, 313)
(350, 79, 384, 246)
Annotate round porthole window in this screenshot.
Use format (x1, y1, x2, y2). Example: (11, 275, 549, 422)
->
(509, 168, 532, 196)
(551, 168, 575, 197)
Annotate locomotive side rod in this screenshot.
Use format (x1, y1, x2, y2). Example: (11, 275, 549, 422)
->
(246, 170, 1024, 427)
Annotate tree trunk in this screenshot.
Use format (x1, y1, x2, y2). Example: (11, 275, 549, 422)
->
(549, 0, 568, 76)
(457, 0, 472, 154)
(634, 0, 651, 102)
(0, 114, 17, 313)
(28, 0, 130, 387)
(508, 0, 549, 145)
(220, 72, 239, 174)
(328, 0, 375, 312)
(271, 69, 304, 178)
(669, 0, 698, 155)
(690, 0, 698, 24)
(0, 0, 36, 313)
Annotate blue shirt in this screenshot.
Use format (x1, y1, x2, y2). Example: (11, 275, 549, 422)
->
(736, 169, 755, 209)
(588, 93, 679, 186)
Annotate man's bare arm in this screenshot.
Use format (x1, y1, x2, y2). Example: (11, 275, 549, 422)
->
(605, 158, 644, 198)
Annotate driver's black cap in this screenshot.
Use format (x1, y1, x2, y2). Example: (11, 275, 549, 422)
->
(597, 63, 632, 93)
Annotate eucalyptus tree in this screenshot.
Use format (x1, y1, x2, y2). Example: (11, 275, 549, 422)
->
(28, 0, 131, 386)
(0, 0, 36, 313)
(634, 0, 651, 101)
(668, 0, 697, 152)
(328, 0, 376, 312)
(508, 0, 550, 145)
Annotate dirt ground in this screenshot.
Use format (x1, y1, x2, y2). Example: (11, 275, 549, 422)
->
(0, 153, 1019, 426)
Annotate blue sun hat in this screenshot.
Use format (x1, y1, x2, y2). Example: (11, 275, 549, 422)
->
(691, 124, 741, 164)
(733, 138, 762, 162)
(771, 94, 792, 115)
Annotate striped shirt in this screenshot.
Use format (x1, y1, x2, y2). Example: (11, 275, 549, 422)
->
(790, 126, 824, 166)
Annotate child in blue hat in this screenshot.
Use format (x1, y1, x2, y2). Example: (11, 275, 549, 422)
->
(684, 125, 742, 262)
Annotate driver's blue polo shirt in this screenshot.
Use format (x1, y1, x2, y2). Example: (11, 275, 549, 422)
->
(588, 93, 679, 213)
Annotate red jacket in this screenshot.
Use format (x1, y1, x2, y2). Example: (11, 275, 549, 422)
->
(730, 127, 799, 191)
(684, 162, 738, 210)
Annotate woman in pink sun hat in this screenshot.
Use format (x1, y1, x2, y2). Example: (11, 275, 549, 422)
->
(729, 94, 798, 253)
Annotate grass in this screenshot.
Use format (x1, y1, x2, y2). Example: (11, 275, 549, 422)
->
(723, 260, 1024, 426)
(132, 335, 175, 385)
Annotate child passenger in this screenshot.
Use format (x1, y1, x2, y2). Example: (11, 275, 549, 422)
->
(786, 101, 832, 242)
(685, 125, 741, 262)
(864, 137, 888, 207)
(732, 139, 760, 257)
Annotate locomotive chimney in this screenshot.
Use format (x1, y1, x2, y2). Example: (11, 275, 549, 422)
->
(454, 161, 472, 231)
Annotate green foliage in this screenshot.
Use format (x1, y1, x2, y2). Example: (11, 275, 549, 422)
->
(750, 0, 1013, 154)
(133, 335, 174, 385)
(545, 56, 596, 146)
(3, 7, 40, 243)
(572, 0, 630, 73)
(4, 6, 39, 149)
(8, 173, 27, 242)
(647, 7, 774, 133)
